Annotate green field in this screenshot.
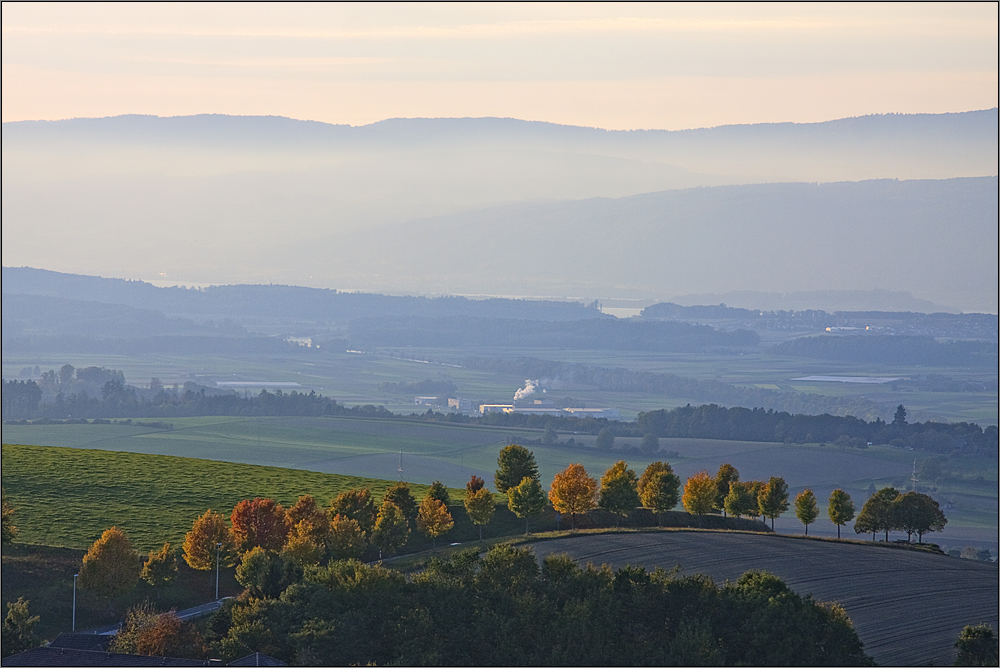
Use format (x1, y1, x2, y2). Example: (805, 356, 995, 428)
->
(0, 443, 478, 552)
(4, 415, 996, 549)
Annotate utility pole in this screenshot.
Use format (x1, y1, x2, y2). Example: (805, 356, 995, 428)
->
(397, 450, 403, 481)
(72, 573, 79, 631)
(216, 542, 222, 600)
(911, 459, 919, 492)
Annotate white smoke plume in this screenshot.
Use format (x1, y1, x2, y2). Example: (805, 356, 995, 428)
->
(514, 380, 538, 401)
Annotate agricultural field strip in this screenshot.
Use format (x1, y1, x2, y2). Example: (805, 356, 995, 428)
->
(530, 533, 997, 667)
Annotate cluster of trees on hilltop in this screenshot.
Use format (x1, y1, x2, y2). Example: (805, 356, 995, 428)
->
(348, 315, 759, 351)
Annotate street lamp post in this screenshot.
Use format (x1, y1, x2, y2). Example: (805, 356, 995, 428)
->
(215, 542, 222, 600)
(72, 573, 79, 631)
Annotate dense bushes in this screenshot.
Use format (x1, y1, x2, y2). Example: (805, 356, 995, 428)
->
(205, 544, 873, 666)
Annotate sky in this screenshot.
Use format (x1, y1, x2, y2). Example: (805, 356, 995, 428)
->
(2, 2, 997, 130)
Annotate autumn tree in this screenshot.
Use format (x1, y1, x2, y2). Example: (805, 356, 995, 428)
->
(495, 444, 539, 493)
(714, 464, 740, 517)
(141, 542, 178, 587)
(827, 489, 855, 539)
(639, 470, 681, 525)
(548, 463, 597, 530)
(894, 491, 947, 543)
(78, 526, 141, 601)
(599, 461, 640, 528)
(427, 481, 452, 507)
(416, 496, 454, 549)
(182, 510, 236, 571)
(595, 428, 615, 451)
(111, 602, 205, 659)
(282, 521, 326, 567)
(508, 476, 547, 535)
(466, 475, 485, 495)
(794, 489, 819, 535)
(327, 515, 368, 560)
(231, 498, 288, 554)
(1, 598, 39, 658)
(382, 483, 418, 524)
(724, 481, 757, 519)
(854, 487, 901, 542)
(758, 477, 790, 530)
(1, 488, 16, 544)
(287, 495, 330, 538)
(329, 489, 377, 534)
(372, 501, 409, 558)
(464, 487, 496, 540)
(682, 471, 717, 526)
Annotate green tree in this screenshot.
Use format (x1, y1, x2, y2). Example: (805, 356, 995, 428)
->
(638, 461, 674, 496)
(854, 487, 901, 541)
(464, 487, 495, 541)
(827, 489, 855, 539)
(1, 488, 17, 544)
(141, 542, 178, 587)
(382, 483, 418, 524)
(724, 481, 757, 519)
(542, 425, 558, 444)
(955, 623, 999, 667)
(595, 428, 615, 451)
(758, 477, 790, 530)
(235, 547, 300, 599)
(682, 471, 717, 526)
(640, 433, 660, 456)
(507, 476, 546, 535)
(78, 526, 141, 601)
(639, 470, 681, 525)
(893, 404, 907, 426)
(714, 464, 740, 517)
(1, 598, 39, 658)
(329, 489, 378, 533)
(371, 501, 409, 558)
(894, 491, 947, 543)
(794, 489, 819, 535)
(416, 497, 454, 550)
(494, 444, 539, 493)
(426, 481, 451, 507)
(599, 461, 640, 528)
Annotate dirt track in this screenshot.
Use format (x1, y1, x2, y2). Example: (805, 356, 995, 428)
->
(530, 532, 998, 667)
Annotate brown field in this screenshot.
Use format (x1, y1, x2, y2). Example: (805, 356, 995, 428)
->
(530, 531, 999, 667)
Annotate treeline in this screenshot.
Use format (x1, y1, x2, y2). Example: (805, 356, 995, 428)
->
(1, 334, 299, 356)
(348, 315, 759, 351)
(770, 334, 997, 368)
(462, 356, 884, 419)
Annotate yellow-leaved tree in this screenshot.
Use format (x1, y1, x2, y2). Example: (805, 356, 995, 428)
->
(78, 526, 141, 601)
(548, 463, 597, 530)
(182, 510, 236, 571)
(416, 496, 454, 550)
(682, 471, 717, 527)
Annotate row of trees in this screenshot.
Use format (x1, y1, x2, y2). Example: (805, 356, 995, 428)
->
(493, 445, 949, 543)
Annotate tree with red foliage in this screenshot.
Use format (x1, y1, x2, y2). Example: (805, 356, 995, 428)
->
(231, 498, 288, 554)
(466, 475, 485, 496)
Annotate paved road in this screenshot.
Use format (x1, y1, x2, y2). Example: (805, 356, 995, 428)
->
(531, 531, 998, 667)
(82, 598, 231, 635)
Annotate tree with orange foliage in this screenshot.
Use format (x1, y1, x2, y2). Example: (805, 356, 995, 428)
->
(231, 498, 288, 554)
(682, 471, 717, 527)
(416, 496, 454, 550)
(182, 510, 236, 571)
(110, 602, 205, 659)
(78, 527, 140, 601)
(466, 475, 485, 496)
(548, 463, 598, 530)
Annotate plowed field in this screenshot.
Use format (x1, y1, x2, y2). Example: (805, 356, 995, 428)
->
(531, 532, 998, 667)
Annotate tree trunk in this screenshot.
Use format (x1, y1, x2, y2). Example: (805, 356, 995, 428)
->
(805, 524, 809, 536)
(525, 516, 529, 535)
(479, 525, 483, 541)
(837, 525, 841, 539)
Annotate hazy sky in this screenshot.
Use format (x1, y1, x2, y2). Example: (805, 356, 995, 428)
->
(2, 2, 997, 130)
